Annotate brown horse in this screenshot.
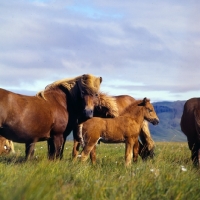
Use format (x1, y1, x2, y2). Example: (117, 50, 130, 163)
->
(80, 98, 159, 166)
(180, 98, 200, 166)
(0, 74, 102, 160)
(72, 94, 155, 160)
(0, 136, 15, 155)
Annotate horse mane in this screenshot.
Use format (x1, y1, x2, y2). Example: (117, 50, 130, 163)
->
(36, 74, 102, 100)
(120, 98, 149, 116)
(96, 92, 119, 117)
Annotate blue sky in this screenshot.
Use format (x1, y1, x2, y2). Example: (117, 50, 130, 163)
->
(0, 0, 200, 102)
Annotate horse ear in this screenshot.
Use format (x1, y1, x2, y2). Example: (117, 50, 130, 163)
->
(138, 97, 148, 106)
(82, 74, 88, 80)
(100, 77, 102, 83)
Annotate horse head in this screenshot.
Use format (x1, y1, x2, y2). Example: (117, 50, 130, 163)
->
(139, 98, 159, 125)
(77, 74, 102, 119)
(80, 92, 100, 119)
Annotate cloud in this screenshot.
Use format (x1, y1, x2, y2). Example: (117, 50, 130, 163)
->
(0, 0, 200, 101)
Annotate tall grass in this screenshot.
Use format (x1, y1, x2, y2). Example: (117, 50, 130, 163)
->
(0, 141, 199, 200)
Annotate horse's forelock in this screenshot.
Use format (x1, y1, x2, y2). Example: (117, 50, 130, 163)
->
(79, 74, 102, 95)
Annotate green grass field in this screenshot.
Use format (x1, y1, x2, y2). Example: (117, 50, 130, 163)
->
(0, 141, 199, 200)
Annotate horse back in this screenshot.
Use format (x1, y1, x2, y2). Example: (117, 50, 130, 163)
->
(114, 95, 135, 115)
(0, 88, 57, 142)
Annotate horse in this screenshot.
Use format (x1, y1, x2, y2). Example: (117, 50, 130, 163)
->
(0, 136, 15, 155)
(0, 74, 102, 160)
(72, 94, 155, 160)
(79, 98, 159, 166)
(180, 98, 200, 166)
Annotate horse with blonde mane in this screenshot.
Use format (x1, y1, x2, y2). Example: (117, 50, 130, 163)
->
(0, 136, 15, 155)
(0, 74, 102, 160)
(72, 93, 156, 160)
(80, 98, 159, 166)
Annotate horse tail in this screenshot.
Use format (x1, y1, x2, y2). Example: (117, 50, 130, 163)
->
(140, 120, 155, 151)
(74, 123, 85, 148)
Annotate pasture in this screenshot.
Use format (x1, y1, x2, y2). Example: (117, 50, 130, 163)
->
(0, 141, 199, 200)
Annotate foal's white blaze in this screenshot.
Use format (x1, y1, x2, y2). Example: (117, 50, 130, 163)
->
(4, 145, 7, 150)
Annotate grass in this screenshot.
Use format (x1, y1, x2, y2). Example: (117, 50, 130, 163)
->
(0, 141, 199, 200)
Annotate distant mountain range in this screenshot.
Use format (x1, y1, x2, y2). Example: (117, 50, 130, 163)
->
(149, 100, 187, 142)
(66, 100, 188, 142)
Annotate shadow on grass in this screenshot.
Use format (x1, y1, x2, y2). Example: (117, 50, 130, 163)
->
(0, 155, 26, 164)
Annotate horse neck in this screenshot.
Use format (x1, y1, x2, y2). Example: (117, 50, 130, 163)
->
(65, 82, 81, 103)
(44, 87, 67, 109)
(60, 83, 84, 115)
(123, 104, 145, 124)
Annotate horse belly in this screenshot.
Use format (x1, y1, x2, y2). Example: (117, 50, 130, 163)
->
(0, 125, 51, 143)
(101, 120, 126, 143)
(1, 105, 53, 143)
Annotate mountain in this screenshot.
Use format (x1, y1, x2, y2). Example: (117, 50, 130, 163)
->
(149, 100, 187, 142)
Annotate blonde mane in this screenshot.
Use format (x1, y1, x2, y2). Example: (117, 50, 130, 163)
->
(97, 92, 119, 117)
(36, 74, 102, 100)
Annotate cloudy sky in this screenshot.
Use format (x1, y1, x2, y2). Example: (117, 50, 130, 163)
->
(0, 0, 200, 102)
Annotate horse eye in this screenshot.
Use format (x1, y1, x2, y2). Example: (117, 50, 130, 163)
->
(95, 93, 98, 97)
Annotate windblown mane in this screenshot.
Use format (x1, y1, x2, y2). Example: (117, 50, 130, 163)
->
(36, 74, 102, 100)
(96, 92, 119, 117)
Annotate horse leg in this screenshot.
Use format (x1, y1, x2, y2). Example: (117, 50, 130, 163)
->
(125, 138, 134, 167)
(72, 140, 81, 161)
(54, 135, 64, 159)
(47, 138, 55, 160)
(25, 142, 35, 160)
(90, 145, 97, 164)
(189, 141, 199, 166)
(81, 144, 95, 162)
(47, 134, 64, 160)
(60, 139, 66, 160)
(72, 124, 84, 160)
(133, 139, 139, 162)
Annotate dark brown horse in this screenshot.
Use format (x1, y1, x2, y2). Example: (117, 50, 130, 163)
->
(180, 98, 200, 166)
(0, 74, 102, 160)
(80, 98, 159, 166)
(72, 94, 155, 160)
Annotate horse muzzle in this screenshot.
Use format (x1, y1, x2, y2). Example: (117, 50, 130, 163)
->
(152, 118, 159, 125)
(83, 108, 94, 119)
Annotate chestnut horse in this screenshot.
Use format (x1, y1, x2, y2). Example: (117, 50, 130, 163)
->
(0, 74, 102, 160)
(80, 98, 159, 166)
(72, 94, 155, 160)
(0, 136, 15, 155)
(180, 98, 200, 166)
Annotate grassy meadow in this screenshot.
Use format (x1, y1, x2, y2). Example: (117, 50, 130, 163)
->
(0, 141, 199, 200)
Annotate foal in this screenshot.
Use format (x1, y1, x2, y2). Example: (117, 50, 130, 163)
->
(80, 98, 159, 166)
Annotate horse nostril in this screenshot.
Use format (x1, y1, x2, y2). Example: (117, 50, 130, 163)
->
(83, 109, 93, 118)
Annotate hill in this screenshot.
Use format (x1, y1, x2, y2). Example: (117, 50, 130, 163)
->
(149, 100, 187, 142)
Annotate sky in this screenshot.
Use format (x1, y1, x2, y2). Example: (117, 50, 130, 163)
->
(0, 0, 200, 102)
